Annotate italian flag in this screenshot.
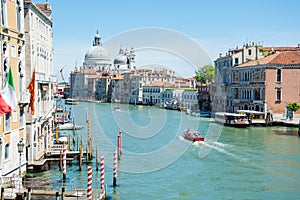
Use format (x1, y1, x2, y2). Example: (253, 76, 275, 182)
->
(0, 67, 18, 116)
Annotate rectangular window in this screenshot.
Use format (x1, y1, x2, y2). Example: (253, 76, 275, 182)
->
(276, 69, 282, 82)
(234, 58, 239, 65)
(5, 144, 9, 159)
(276, 88, 282, 101)
(4, 114, 10, 131)
(254, 88, 260, 100)
(234, 88, 239, 99)
(20, 108, 24, 126)
(12, 110, 17, 123)
(11, 45, 16, 58)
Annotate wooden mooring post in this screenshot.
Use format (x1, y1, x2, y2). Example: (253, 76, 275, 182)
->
(1, 187, 4, 200)
(59, 150, 62, 171)
(298, 120, 300, 137)
(96, 146, 99, 171)
(79, 143, 83, 171)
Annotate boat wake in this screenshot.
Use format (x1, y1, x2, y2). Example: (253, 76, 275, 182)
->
(210, 141, 233, 148)
(179, 135, 247, 161)
(200, 141, 237, 158)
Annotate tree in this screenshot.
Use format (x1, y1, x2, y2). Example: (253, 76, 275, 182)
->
(288, 102, 300, 113)
(195, 64, 214, 84)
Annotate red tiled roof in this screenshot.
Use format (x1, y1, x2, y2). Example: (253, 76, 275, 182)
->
(239, 51, 300, 67)
(262, 47, 298, 51)
(36, 3, 52, 15)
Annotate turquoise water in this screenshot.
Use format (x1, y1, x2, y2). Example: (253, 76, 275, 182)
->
(29, 103, 300, 199)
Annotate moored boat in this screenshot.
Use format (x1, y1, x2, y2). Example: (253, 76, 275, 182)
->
(65, 98, 78, 105)
(58, 122, 84, 130)
(183, 129, 204, 142)
(214, 112, 249, 128)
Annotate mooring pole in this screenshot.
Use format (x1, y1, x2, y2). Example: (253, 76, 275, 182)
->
(117, 133, 121, 160)
(96, 146, 99, 171)
(100, 156, 105, 189)
(27, 187, 31, 200)
(59, 150, 62, 171)
(298, 120, 300, 137)
(87, 166, 93, 200)
(61, 187, 65, 200)
(79, 143, 83, 171)
(63, 144, 67, 180)
(1, 187, 4, 200)
(55, 191, 59, 200)
(113, 150, 117, 187)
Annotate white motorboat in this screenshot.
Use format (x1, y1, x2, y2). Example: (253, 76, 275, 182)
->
(58, 123, 84, 130)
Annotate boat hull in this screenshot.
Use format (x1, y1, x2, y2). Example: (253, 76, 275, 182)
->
(183, 130, 204, 142)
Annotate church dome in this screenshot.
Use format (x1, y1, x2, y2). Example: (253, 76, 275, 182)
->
(84, 31, 111, 65)
(85, 46, 110, 62)
(114, 54, 129, 65)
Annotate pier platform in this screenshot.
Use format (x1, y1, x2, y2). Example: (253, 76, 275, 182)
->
(2, 188, 105, 200)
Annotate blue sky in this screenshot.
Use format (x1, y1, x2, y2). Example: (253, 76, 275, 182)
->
(34, 0, 300, 80)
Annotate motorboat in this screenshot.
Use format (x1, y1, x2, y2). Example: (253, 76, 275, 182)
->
(113, 106, 121, 111)
(183, 129, 204, 142)
(65, 98, 78, 105)
(58, 123, 84, 130)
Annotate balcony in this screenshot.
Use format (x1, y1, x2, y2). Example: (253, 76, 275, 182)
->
(18, 92, 30, 107)
(253, 100, 264, 104)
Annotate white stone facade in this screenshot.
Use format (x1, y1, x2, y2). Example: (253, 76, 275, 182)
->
(24, 1, 55, 164)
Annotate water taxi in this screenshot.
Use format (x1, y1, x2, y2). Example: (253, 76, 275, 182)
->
(214, 112, 249, 128)
(237, 110, 266, 125)
(183, 129, 204, 142)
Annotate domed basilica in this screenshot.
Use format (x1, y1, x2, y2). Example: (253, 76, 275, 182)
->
(82, 31, 135, 73)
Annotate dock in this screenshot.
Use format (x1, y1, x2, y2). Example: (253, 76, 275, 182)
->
(2, 187, 106, 200)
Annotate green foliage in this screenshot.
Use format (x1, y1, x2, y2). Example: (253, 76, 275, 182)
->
(195, 64, 214, 84)
(288, 102, 300, 112)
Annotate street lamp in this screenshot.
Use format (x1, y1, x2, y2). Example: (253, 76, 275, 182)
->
(17, 139, 24, 176)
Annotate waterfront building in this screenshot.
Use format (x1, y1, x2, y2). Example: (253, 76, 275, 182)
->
(232, 50, 300, 119)
(24, 0, 56, 167)
(110, 74, 124, 103)
(161, 89, 184, 109)
(181, 89, 199, 111)
(213, 43, 299, 114)
(197, 83, 212, 112)
(95, 74, 112, 102)
(142, 82, 174, 106)
(0, 0, 27, 177)
(69, 68, 98, 99)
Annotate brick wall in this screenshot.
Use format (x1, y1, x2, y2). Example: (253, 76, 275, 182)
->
(265, 67, 300, 114)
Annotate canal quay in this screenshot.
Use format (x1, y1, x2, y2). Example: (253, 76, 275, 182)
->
(18, 102, 299, 200)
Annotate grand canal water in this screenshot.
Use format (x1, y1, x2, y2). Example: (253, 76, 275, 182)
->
(28, 102, 300, 199)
